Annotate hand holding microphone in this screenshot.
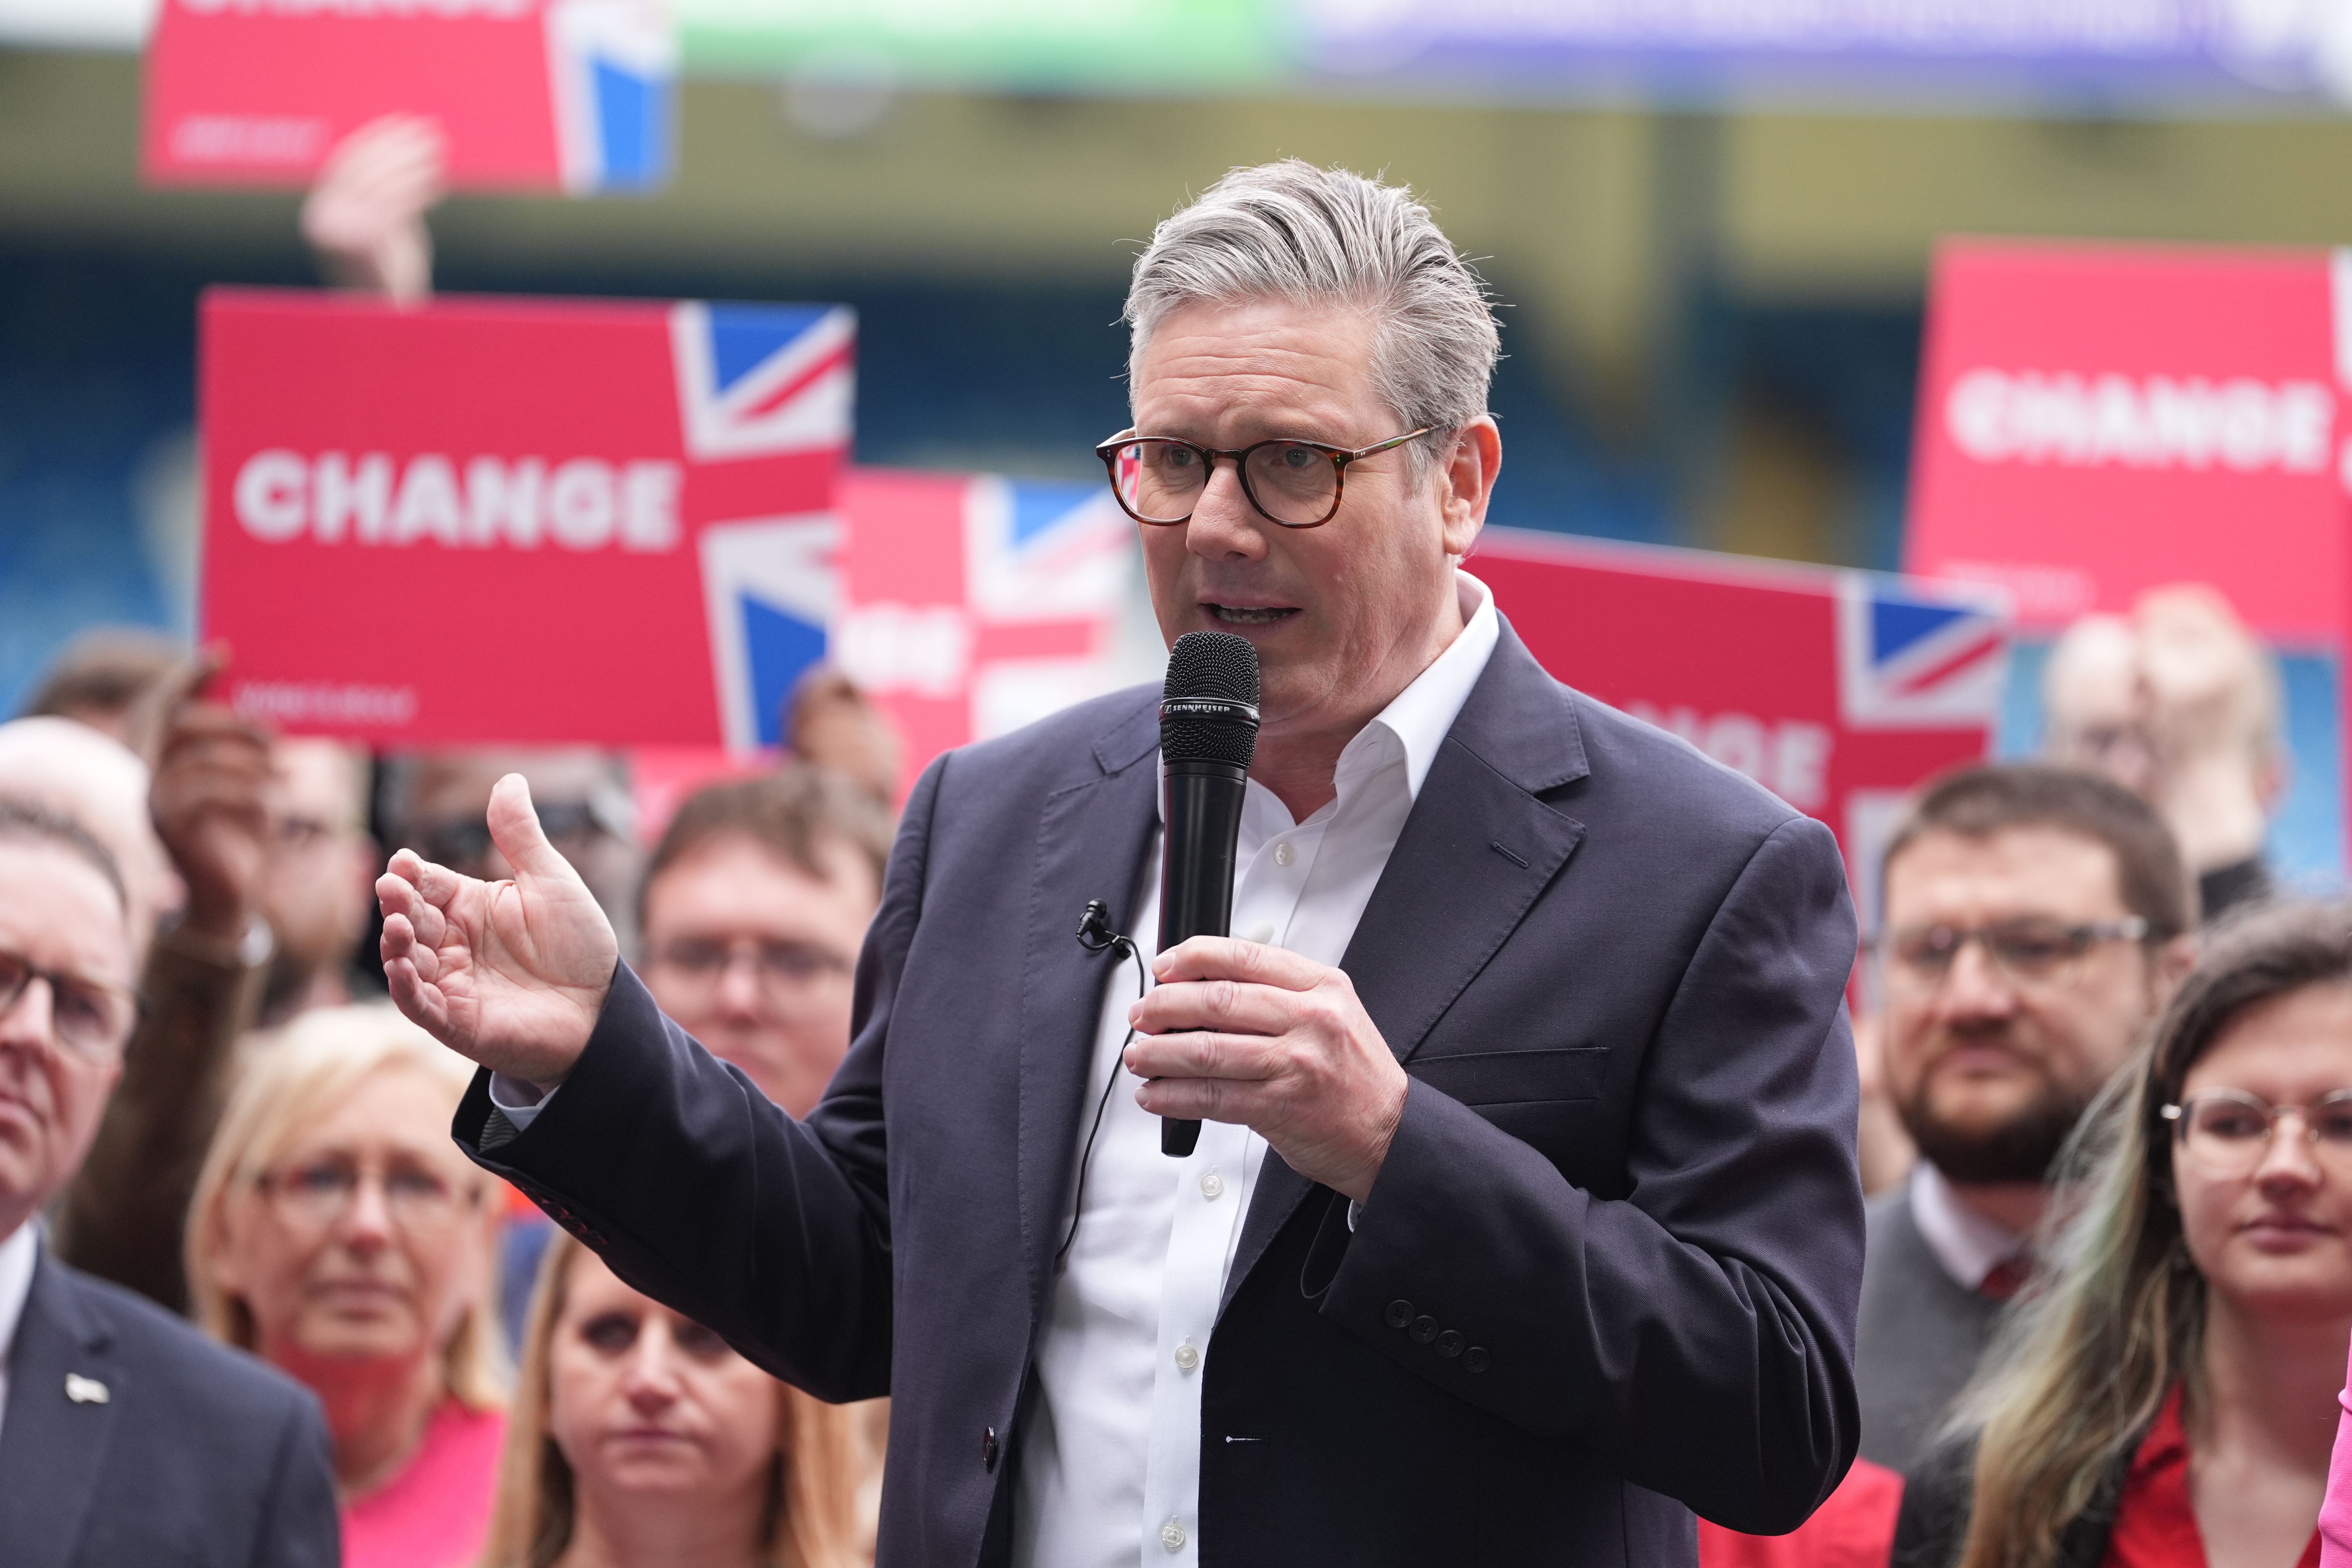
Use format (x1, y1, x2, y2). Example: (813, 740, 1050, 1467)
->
(1129, 631, 1408, 1201)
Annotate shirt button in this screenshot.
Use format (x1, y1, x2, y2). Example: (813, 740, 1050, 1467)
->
(1160, 1518, 1187, 1551)
(1199, 1170, 1225, 1200)
(1272, 841, 1294, 867)
(1174, 1341, 1200, 1371)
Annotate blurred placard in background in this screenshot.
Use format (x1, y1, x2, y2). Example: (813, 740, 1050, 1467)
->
(145, 0, 675, 191)
(836, 467, 1137, 801)
(1474, 528, 2008, 929)
(199, 289, 849, 750)
(1906, 240, 2346, 640)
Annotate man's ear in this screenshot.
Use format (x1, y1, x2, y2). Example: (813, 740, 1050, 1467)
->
(2152, 933, 2198, 1001)
(1439, 417, 1502, 558)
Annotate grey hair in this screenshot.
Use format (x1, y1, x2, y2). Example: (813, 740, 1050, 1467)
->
(1123, 160, 1500, 464)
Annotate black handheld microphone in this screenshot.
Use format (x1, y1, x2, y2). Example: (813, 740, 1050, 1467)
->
(1156, 630, 1261, 1158)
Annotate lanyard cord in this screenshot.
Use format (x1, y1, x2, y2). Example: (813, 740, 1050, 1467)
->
(1056, 927, 1148, 1272)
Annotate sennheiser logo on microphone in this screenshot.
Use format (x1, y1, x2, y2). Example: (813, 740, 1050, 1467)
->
(1160, 698, 1259, 724)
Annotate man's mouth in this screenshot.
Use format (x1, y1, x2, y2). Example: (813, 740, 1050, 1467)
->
(1206, 604, 1299, 627)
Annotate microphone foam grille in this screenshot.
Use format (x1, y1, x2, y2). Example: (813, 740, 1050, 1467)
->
(1161, 632, 1260, 768)
(1163, 631, 1260, 706)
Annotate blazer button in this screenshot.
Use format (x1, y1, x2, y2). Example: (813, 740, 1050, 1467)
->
(1436, 1330, 1464, 1358)
(1463, 1347, 1490, 1374)
(1385, 1299, 1414, 1330)
(1409, 1315, 1437, 1344)
(981, 1426, 1000, 1472)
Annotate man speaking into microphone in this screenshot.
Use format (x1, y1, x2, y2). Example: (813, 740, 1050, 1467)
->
(378, 161, 1864, 1566)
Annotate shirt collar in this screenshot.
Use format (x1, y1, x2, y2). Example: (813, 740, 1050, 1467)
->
(1154, 569, 1500, 824)
(1909, 1161, 2025, 1291)
(0, 1220, 38, 1361)
(1346, 570, 1499, 804)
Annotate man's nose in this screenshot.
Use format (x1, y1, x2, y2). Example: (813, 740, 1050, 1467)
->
(1933, 940, 2019, 1021)
(715, 952, 764, 1016)
(0, 976, 54, 1053)
(1183, 460, 1269, 564)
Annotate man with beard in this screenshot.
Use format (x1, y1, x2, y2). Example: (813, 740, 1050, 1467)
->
(1857, 763, 2194, 1472)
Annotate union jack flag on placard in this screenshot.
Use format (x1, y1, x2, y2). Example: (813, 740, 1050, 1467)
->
(1835, 576, 2010, 731)
(835, 467, 1138, 799)
(669, 301, 857, 750)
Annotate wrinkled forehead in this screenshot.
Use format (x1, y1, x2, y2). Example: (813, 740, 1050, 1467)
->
(0, 838, 132, 985)
(1130, 297, 1386, 434)
(1883, 825, 2128, 923)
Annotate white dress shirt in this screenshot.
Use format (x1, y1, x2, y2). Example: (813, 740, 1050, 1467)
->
(1908, 1161, 2024, 1292)
(1014, 573, 1498, 1568)
(494, 572, 1501, 1567)
(0, 1220, 41, 1446)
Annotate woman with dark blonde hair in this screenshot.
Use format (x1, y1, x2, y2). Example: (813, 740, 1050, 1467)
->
(1897, 900, 2352, 1568)
(478, 1230, 867, 1568)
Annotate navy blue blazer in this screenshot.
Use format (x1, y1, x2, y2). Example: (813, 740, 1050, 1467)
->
(0, 1245, 339, 1568)
(459, 622, 1866, 1566)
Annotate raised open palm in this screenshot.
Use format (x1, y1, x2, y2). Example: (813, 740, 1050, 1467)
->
(377, 773, 618, 1085)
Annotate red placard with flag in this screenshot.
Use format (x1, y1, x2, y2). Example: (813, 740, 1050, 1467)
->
(1473, 528, 2008, 925)
(1905, 239, 2347, 641)
(833, 467, 1137, 801)
(144, 0, 673, 192)
(199, 287, 852, 751)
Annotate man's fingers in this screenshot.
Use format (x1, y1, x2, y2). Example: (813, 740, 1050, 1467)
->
(1135, 1074, 1249, 1125)
(1129, 978, 1296, 1040)
(1124, 1030, 1279, 1083)
(1153, 935, 1327, 992)
(382, 953, 453, 1043)
(485, 773, 577, 882)
(386, 846, 468, 911)
(377, 866, 451, 948)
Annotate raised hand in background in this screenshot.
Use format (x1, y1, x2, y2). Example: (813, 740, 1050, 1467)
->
(378, 773, 618, 1088)
(299, 113, 446, 305)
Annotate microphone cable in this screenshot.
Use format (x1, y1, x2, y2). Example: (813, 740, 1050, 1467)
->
(1058, 900, 1148, 1271)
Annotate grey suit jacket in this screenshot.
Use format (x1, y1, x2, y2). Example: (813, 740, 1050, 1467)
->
(458, 621, 1867, 1567)
(0, 1245, 339, 1568)
(1856, 1177, 1999, 1474)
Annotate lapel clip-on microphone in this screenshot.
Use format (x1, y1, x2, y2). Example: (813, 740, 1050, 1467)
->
(1156, 630, 1261, 1158)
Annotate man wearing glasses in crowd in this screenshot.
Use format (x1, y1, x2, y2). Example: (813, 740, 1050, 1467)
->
(380, 160, 1866, 1566)
(1858, 763, 2197, 1474)
(0, 799, 336, 1564)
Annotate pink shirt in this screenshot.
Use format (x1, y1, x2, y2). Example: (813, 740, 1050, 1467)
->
(2323, 1342, 2352, 1568)
(341, 1400, 507, 1568)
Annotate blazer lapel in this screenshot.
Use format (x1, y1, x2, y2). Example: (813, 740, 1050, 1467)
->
(1016, 699, 1161, 1324)
(1223, 624, 1590, 1315)
(0, 1249, 123, 1568)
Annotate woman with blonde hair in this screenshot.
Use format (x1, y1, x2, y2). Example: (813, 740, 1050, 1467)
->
(479, 1229, 866, 1568)
(187, 1001, 509, 1568)
(1896, 901, 2352, 1568)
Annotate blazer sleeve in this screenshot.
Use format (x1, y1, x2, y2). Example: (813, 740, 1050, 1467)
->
(451, 753, 948, 1403)
(1312, 813, 1865, 1534)
(249, 1387, 341, 1568)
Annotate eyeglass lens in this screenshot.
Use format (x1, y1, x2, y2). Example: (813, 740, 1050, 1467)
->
(653, 939, 851, 1004)
(1109, 439, 1340, 527)
(2175, 1091, 2352, 1178)
(0, 949, 133, 1057)
(266, 1158, 474, 1230)
(1883, 920, 2107, 989)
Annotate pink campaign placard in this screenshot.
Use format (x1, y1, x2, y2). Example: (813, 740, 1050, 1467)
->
(1905, 239, 2347, 642)
(198, 288, 851, 751)
(1472, 528, 2008, 925)
(143, 0, 673, 193)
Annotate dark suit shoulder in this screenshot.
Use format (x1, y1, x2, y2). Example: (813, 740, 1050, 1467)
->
(51, 1259, 318, 1425)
